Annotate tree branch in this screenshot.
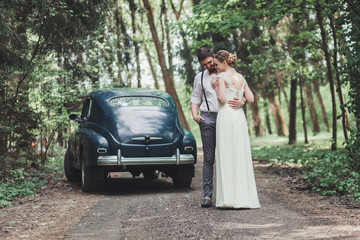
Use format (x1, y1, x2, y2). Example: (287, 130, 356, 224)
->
(9, 16, 45, 128)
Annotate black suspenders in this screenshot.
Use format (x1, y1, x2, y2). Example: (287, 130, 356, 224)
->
(200, 71, 210, 113)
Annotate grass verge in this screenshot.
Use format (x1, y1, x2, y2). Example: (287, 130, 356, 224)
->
(0, 156, 64, 208)
(252, 144, 360, 204)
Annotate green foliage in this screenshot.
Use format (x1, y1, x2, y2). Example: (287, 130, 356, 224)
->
(335, 0, 360, 122)
(189, 0, 261, 36)
(9, 168, 26, 181)
(252, 145, 330, 165)
(0, 0, 107, 172)
(253, 144, 360, 202)
(301, 148, 360, 201)
(0, 152, 64, 208)
(343, 127, 360, 170)
(0, 171, 48, 208)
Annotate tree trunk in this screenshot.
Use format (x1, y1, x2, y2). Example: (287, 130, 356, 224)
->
(266, 113, 272, 135)
(275, 71, 289, 110)
(100, 30, 115, 80)
(142, 0, 189, 130)
(299, 78, 309, 144)
(128, 0, 141, 88)
(337, 24, 354, 130)
(114, 1, 125, 87)
(268, 91, 288, 137)
(57, 131, 64, 147)
(250, 95, 264, 136)
(115, 0, 132, 86)
(315, 0, 337, 150)
(137, 11, 159, 89)
(169, 0, 196, 87)
(263, 101, 272, 135)
(271, 28, 290, 110)
(313, 78, 330, 132)
(305, 82, 320, 133)
(288, 77, 297, 144)
(327, 9, 348, 140)
(272, 29, 290, 110)
(162, 0, 173, 75)
(144, 43, 160, 89)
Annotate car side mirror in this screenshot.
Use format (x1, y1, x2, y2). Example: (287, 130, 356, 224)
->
(69, 113, 79, 122)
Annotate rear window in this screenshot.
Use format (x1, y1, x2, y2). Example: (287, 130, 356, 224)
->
(109, 96, 169, 107)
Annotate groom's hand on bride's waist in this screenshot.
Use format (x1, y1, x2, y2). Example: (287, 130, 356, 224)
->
(228, 97, 245, 109)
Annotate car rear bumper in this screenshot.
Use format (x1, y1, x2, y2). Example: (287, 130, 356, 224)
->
(97, 148, 195, 166)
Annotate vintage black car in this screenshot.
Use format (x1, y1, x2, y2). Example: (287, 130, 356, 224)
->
(64, 88, 197, 191)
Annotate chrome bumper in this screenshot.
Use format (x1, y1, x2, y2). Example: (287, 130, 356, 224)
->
(97, 148, 195, 166)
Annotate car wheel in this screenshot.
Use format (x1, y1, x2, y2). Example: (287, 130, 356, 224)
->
(143, 170, 159, 180)
(81, 157, 99, 192)
(64, 149, 81, 182)
(172, 165, 194, 188)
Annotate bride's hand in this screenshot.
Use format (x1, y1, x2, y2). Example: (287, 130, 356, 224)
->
(211, 78, 218, 89)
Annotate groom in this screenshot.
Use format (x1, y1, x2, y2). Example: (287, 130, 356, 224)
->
(190, 47, 245, 208)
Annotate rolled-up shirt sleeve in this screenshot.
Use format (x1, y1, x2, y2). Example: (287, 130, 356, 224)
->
(190, 74, 202, 105)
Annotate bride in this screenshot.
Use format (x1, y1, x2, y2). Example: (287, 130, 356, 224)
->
(211, 50, 260, 209)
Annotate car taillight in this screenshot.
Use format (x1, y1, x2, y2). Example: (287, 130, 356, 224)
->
(184, 146, 193, 152)
(97, 148, 107, 153)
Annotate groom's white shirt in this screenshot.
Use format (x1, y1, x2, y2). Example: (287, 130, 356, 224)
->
(190, 69, 219, 113)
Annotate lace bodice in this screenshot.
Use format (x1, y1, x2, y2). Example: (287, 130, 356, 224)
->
(217, 72, 246, 101)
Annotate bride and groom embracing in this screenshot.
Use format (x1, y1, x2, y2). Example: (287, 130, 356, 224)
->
(190, 47, 260, 209)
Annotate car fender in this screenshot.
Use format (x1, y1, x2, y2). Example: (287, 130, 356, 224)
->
(182, 129, 197, 163)
(67, 132, 77, 162)
(77, 129, 109, 167)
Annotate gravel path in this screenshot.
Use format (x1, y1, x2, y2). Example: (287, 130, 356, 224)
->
(1, 152, 359, 239)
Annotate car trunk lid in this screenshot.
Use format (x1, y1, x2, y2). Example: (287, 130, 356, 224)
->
(111, 108, 181, 157)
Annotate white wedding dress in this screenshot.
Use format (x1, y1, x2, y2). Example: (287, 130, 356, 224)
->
(215, 72, 260, 209)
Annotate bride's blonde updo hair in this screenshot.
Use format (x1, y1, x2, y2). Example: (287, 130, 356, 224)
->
(214, 50, 237, 67)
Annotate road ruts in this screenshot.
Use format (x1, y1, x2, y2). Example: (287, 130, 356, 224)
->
(64, 153, 360, 240)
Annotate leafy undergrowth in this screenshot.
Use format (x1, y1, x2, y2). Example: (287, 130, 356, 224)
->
(0, 156, 64, 208)
(252, 144, 360, 206)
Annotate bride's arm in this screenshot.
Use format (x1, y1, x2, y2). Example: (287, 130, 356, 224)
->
(243, 81, 254, 103)
(216, 77, 227, 105)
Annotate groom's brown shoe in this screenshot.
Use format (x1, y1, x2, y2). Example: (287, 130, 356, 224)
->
(201, 197, 212, 208)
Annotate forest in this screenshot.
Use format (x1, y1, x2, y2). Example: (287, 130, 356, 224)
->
(0, 0, 359, 204)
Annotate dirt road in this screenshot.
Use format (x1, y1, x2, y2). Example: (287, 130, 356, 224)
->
(1, 152, 359, 239)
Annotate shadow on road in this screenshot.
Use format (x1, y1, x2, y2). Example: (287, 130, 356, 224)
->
(72, 173, 196, 197)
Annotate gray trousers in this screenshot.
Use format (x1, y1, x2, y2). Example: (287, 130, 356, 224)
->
(199, 112, 217, 199)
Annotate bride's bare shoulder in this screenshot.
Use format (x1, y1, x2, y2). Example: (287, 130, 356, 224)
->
(234, 71, 243, 78)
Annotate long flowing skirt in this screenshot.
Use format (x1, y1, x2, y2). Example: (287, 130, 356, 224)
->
(215, 107, 260, 209)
